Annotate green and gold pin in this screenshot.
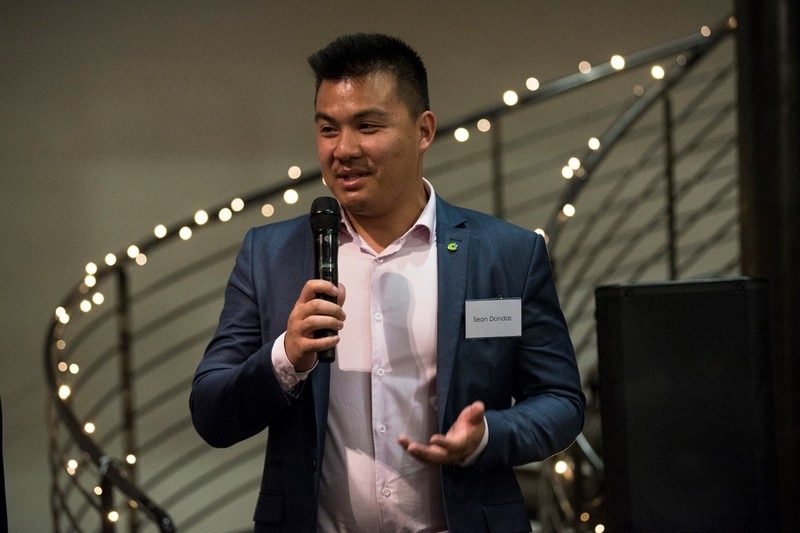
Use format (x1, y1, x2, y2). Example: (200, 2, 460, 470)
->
(447, 242, 459, 252)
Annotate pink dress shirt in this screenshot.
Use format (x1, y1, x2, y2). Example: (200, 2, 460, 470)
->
(273, 181, 486, 531)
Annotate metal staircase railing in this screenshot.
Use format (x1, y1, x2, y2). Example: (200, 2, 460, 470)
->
(44, 16, 737, 532)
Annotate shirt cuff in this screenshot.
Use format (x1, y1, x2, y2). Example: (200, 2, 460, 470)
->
(271, 332, 315, 392)
(461, 416, 489, 466)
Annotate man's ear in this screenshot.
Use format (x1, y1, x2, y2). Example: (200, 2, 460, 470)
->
(418, 110, 437, 152)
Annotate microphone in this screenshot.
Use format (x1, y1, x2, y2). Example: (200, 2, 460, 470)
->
(309, 196, 341, 363)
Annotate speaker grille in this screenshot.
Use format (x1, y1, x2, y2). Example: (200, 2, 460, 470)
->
(596, 278, 777, 532)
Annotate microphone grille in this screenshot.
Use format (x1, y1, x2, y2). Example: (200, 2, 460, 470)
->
(310, 196, 341, 233)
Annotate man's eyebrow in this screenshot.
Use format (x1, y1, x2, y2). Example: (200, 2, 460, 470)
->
(314, 108, 389, 122)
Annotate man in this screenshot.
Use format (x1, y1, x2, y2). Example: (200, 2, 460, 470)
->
(191, 33, 584, 532)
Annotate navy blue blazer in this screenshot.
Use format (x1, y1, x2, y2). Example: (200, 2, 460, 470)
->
(191, 196, 585, 532)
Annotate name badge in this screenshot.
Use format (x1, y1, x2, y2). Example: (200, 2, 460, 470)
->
(465, 298, 522, 339)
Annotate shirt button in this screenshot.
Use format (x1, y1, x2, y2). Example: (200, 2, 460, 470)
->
(374, 311, 382, 321)
(377, 424, 386, 433)
(382, 488, 391, 498)
(376, 368, 385, 377)
(377, 257, 384, 263)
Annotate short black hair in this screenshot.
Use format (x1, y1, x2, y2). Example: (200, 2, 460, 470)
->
(307, 33, 430, 116)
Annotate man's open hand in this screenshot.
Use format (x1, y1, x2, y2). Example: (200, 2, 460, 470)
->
(398, 401, 485, 465)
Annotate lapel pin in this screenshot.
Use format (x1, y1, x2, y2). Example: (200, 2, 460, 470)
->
(447, 242, 459, 252)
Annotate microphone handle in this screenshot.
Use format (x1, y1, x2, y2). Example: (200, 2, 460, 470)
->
(315, 231, 338, 363)
(314, 292, 336, 363)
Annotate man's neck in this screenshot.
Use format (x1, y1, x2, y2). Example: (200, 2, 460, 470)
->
(346, 192, 429, 253)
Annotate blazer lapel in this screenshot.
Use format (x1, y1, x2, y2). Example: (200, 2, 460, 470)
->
(434, 199, 469, 430)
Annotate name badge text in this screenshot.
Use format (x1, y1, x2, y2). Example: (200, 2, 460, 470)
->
(465, 298, 522, 339)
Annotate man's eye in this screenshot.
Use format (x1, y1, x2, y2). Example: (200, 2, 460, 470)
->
(319, 126, 337, 136)
(360, 124, 379, 132)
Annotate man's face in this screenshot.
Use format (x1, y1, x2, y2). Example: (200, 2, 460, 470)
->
(314, 71, 435, 222)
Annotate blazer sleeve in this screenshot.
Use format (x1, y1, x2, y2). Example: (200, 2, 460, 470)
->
(189, 225, 304, 448)
(475, 231, 585, 469)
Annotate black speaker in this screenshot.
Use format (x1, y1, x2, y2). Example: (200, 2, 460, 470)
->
(595, 278, 777, 532)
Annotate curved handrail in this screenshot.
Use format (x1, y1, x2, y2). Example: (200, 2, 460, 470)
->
(45, 272, 178, 532)
(543, 16, 736, 248)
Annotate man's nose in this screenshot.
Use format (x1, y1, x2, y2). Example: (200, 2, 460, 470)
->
(334, 129, 361, 160)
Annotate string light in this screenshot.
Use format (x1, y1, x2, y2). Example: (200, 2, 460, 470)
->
(651, 65, 666, 80)
(56, 307, 70, 325)
(105, 253, 117, 266)
(154, 224, 168, 238)
(126, 245, 139, 259)
(610, 55, 626, 70)
(502, 90, 519, 106)
(578, 61, 592, 74)
(218, 207, 233, 222)
(288, 166, 302, 180)
(194, 210, 209, 225)
(58, 385, 71, 400)
(84, 422, 96, 434)
(283, 189, 299, 204)
(525, 77, 540, 91)
(454, 128, 469, 142)
(477, 119, 491, 132)
(179, 227, 192, 240)
(231, 198, 245, 212)
(85, 262, 98, 275)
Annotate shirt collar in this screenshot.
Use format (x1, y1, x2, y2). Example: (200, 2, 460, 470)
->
(415, 178, 437, 244)
(339, 178, 437, 245)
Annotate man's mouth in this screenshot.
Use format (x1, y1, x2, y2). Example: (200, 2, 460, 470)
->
(338, 172, 367, 182)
